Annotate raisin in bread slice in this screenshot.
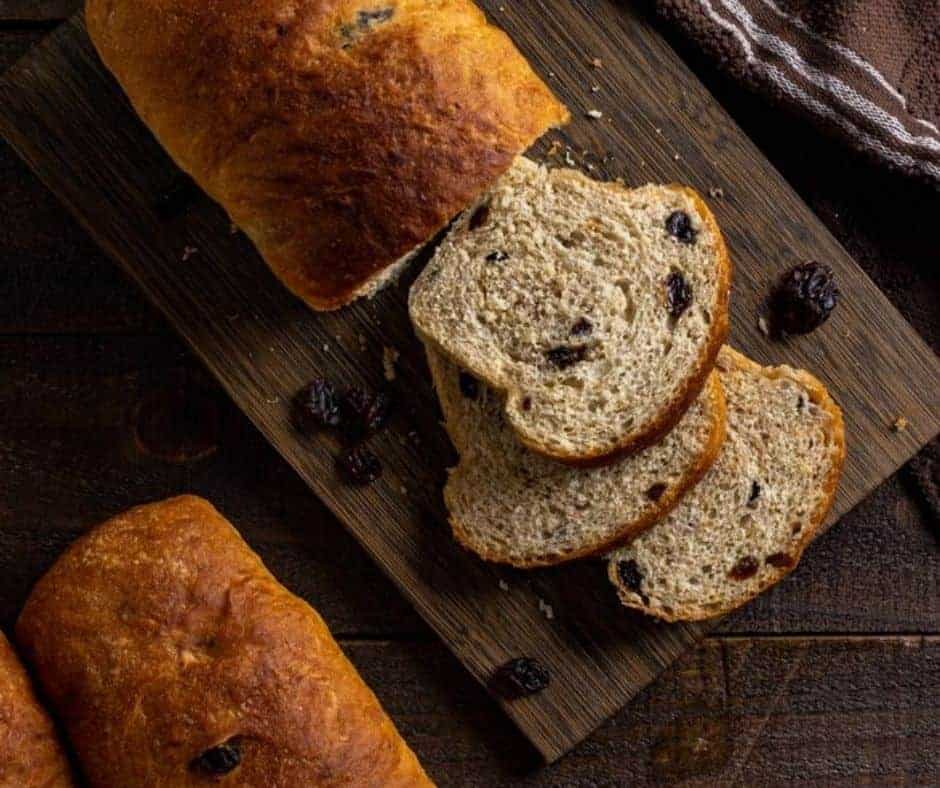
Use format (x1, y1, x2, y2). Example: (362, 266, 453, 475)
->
(607, 347, 845, 621)
(425, 345, 726, 567)
(409, 156, 731, 467)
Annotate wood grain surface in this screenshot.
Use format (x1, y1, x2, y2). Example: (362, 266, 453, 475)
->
(0, 1, 938, 763)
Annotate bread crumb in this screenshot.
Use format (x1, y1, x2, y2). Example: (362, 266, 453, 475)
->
(708, 187, 724, 199)
(399, 484, 407, 495)
(181, 245, 198, 261)
(591, 84, 600, 92)
(564, 150, 576, 166)
(548, 70, 556, 78)
(538, 598, 555, 620)
(498, 579, 509, 592)
(586, 109, 603, 119)
(229, 223, 239, 235)
(673, 153, 681, 161)
(382, 346, 399, 381)
(322, 343, 330, 352)
(758, 315, 771, 337)
(357, 333, 367, 352)
(590, 57, 603, 68)
(891, 416, 909, 432)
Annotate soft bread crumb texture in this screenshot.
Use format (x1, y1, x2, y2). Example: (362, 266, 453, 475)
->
(86, 0, 568, 309)
(16, 496, 433, 787)
(410, 157, 730, 464)
(426, 346, 726, 567)
(608, 347, 845, 622)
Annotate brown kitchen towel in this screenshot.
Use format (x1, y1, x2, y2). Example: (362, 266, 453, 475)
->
(656, 0, 940, 184)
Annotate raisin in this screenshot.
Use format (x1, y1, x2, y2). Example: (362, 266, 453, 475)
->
(337, 447, 382, 484)
(342, 387, 392, 438)
(665, 210, 697, 244)
(485, 250, 509, 263)
(747, 481, 761, 507)
(728, 555, 759, 581)
(770, 262, 839, 335)
(545, 345, 588, 369)
(154, 175, 199, 220)
(458, 371, 479, 399)
(521, 397, 533, 411)
(616, 559, 648, 604)
(570, 317, 593, 336)
(765, 552, 794, 568)
(646, 483, 667, 502)
(490, 657, 550, 699)
(191, 740, 241, 776)
(294, 379, 343, 431)
(666, 272, 693, 318)
(468, 203, 491, 230)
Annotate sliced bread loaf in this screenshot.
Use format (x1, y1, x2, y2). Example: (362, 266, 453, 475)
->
(607, 347, 845, 621)
(409, 157, 731, 466)
(425, 345, 727, 567)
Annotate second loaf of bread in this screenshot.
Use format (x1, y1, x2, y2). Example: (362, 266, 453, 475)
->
(16, 496, 433, 787)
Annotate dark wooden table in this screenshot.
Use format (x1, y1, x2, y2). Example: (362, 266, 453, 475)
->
(1, 2, 937, 784)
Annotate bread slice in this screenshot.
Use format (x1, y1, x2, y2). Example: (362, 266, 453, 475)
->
(607, 347, 845, 621)
(409, 157, 731, 466)
(425, 345, 727, 567)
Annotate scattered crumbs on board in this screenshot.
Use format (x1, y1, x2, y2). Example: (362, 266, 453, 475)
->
(383, 346, 400, 382)
(590, 57, 603, 68)
(708, 186, 725, 199)
(758, 315, 771, 337)
(498, 579, 509, 592)
(182, 245, 198, 261)
(891, 416, 909, 432)
(586, 109, 603, 119)
(538, 598, 555, 620)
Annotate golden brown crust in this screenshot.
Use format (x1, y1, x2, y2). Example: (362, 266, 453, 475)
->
(16, 496, 434, 787)
(448, 371, 728, 568)
(608, 347, 846, 622)
(85, 0, 568, 310)
(0, 632, 74, 788)
(504, 184, 732, 468)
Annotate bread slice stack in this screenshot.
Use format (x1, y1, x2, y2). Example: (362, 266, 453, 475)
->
(409, 156, 845, 620)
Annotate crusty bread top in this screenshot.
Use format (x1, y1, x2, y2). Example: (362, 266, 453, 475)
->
(410, 157, 731, 465)
(427, 345, 727, 566)
(0, 632, 74, 788)
(16, 496, 433, 787)
(608, 347, 845, 622)
(86, 0, 568, 310)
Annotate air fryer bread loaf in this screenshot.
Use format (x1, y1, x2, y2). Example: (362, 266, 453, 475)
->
(0, 633, 74, 788)
(85, 0, 568, 310)
(409, 157, 731, 466)
(425, 345, 726, 566)
(608, 347, 845, 621)
(16, 496, 433, 787)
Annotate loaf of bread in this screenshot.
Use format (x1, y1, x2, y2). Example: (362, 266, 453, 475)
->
(409, 157, 731, 466)
(425, 344, 726, 566)
(0, 632, 74, 788)
(608, 348, 845, 621)
(85, 0, 567, 310)
(16, 496, 433, 787)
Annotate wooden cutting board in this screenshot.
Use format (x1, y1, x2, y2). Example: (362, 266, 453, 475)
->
(1, 1, 937, 763)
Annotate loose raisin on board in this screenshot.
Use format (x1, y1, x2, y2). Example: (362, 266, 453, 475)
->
(342, 387, 392, 438)
(765, 552, 794, 568)
(458, 371, 479, 399)
(294, 379, 343, 430)
(191, 741, 242, 776)
(646, 483, 667, 502)
(545, 345, 588, 369)
(490, 657, 550, 699)
(666, 272, 693, 318)
(617, 559, 648, 604)
(485, 250, 509, 263)
(665, 210, 697, 244)
(728, 555, 760, 581)
(570, 317, 593, 336)
(337, 447, 382, 484)
(770, 262, 839, 335)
